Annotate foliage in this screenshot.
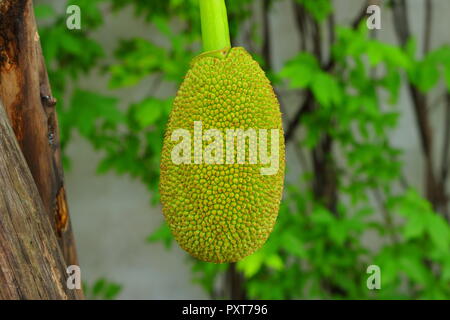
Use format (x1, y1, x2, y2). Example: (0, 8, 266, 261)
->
(36, 0, 450, 299)
(83, 278, 122, 300)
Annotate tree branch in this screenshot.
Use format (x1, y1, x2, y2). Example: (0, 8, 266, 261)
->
(442, 94, 450, 183)
(225, 262, 246, 299)
(372, 189, 399, 244)
(293, 0, 308, 51)
(423, 0, 432, 54)
(392, 0, 411, 46)
(262, 0, 272, 68)
(284, 91, 313, 142)
(328, 11, 335, 49)
(351, 0, 372, 29)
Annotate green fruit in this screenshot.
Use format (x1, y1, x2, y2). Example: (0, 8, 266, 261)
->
(160, 47, 285, 263)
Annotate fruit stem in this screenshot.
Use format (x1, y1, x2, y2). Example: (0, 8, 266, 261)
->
(199, 0, 231, 52)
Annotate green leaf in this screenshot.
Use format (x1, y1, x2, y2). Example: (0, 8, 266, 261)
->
(402, 213, 426, 240)
(281, 233, 306, 258)
(441, 255, 450, 282)
(410, 60, 440, 92)
(133, 98, 163, 128)
(296, 0, 332, 21)
(89, 278, 122, 300)
(426, 214, 450, 252)
(405, 38, 417, 60)
(92, 278, 106, 296)
(69, 89, 122, 137)
(367, 42, 383, 66)
(311, 72, 340, 107)
(279, 53, 319, 89)
(109, 39, 167, 88)
(310, 207, 335, 225)
(34, 4, 55, 18)
(381, 44, 412, 70)
(399, 254, 431, 285)
(238, 251, 264, 278)
(104, 283, 122, 300)
(59, 32, 85, 56)
(265, 254, 284, 271)
(381, 68, 401, 104)
(329, 222, 348, 246)
(147, 222, 173, 249)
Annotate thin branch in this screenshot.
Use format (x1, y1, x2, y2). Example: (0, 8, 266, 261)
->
(149, 74, 163, 96)
(328, 11, 335, 50)
(392, 1, 433, 155)
(428, 91, 447, 111)
(285, 1, 321, 144)
(423, 0, 432, 54)
(284, 91, 313, 142)
(294, 139, 310, 173)
(399, 173, 411, 191)
(293, 0, 307, 51)
(407, 84, 434, 158)
(351, 0, 371, 29)
(372, 189, 399, 244)
(324, 0, 370, 71)
(243, 4, 256, 54)
(261, 0, 287, 118)
(311, 15, 322, 63)
(441, 94, 450, 182)
(262, 0, 272, 68)
(392, 0, 411, 46)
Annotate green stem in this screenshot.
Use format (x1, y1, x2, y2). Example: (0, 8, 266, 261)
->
(199, 0, 231, 52)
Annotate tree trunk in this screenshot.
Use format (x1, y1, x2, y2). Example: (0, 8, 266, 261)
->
(0, 0, 82, 298)
(0, 0, 80, 265)
(225, 263, 247, 300)
(0, 100, 81, 299)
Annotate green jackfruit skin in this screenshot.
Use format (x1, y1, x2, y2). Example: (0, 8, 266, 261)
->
(160, 47, 285, 263)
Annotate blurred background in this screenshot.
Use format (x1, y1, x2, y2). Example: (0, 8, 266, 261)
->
(34, 0, 450, 299)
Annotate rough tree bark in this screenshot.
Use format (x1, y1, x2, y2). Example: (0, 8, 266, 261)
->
(0, 0, 82, 298)
(0, 100, 81, 299)
(0, 1, 80, 264)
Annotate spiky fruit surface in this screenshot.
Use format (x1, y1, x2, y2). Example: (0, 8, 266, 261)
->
(160, 47, 285, 263)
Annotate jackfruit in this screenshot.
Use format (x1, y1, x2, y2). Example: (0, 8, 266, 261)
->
(159, 47, 285, 263)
